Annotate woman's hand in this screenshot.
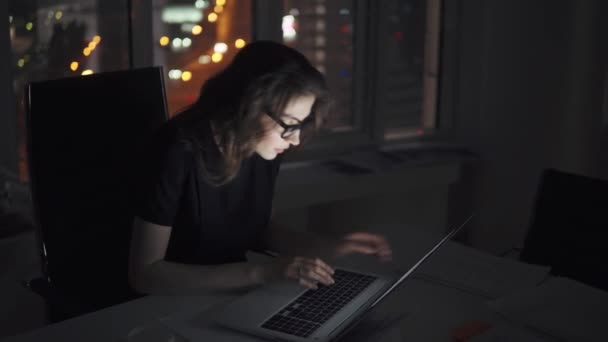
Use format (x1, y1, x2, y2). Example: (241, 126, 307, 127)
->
(253, 232, 391, 289)
(257, 256, 335, 289)
(333, 232, 393, 262)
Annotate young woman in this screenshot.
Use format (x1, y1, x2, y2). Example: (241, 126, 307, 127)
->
(129, 41, 392, 295)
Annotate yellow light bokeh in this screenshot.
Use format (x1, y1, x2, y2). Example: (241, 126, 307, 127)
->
(88, 41, 97, 50)
(70, 61, 79, 71)
(181, 71, 193, 82)
(17, 59, 25, 68)
(159, 36, 170, 46)
(211, 53, 223, 63)
(93, 35, 101, 43)
(83, 47, 91, 56)
(208, 13, 218, 22)
(25, 22, 33, 31)
(81, 69, 94, 75)
(235, 38, 246, 48)
(216, 0, 226, 5)
(191, 25, 203, 35)
(55, 11, 63, 20)
(214, 5, 223, 13)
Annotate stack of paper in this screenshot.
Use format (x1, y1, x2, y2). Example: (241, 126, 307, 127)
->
(414, 242, 550, 299)
(487, 277, 608, 342)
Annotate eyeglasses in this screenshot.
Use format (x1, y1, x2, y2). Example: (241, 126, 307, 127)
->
(265, 109, 314, 139)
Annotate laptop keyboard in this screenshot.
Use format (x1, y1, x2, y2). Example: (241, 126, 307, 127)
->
(260, 269, 377, 338)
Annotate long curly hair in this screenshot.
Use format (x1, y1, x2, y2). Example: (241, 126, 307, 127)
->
(175, 41, 330, 185)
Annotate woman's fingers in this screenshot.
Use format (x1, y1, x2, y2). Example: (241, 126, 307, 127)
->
(280, 234, 392, 290)
(301, 258, 335, 285)
(336, 241, 377, 256)
(345, 232, 391, 249)
(298, 277, 319, 289)
(339, 232, 393, 261)
(284, 257, 335, 287)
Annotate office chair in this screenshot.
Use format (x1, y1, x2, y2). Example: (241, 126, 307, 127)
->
(520, 168, 608, 291)
(24, 67, 169, 322)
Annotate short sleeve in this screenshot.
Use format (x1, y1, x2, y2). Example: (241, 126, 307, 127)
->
(134, 141, 193, 226)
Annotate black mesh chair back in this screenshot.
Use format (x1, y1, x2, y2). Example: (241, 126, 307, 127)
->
(25, 66, 169, 320)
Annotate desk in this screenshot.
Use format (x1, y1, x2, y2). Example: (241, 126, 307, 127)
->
(1, 279, 493, 342)
(2, 228, 598, 342)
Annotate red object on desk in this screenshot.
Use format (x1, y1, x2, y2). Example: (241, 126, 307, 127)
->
(451, 321, 492, 342)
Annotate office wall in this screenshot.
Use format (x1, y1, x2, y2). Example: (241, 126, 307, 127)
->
(275, 185, 451, 234)
(452, 0, 608, 254)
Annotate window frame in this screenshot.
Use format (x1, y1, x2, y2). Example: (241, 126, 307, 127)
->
(375, 0, 464, 149)
(0, 0, 464, 174)
(254, 0, 458, 161)
(254, 0, 375, 161)
(1, 1, 19, 174)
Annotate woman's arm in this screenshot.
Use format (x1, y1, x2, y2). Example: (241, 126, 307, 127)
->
(128, 216, 265, 295)
(263, 211, 393, 261)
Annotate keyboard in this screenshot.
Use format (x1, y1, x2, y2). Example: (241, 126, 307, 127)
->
(261, 269, 377, 338)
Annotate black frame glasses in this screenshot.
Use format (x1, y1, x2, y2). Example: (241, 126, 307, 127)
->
(265, 109, 314, 139)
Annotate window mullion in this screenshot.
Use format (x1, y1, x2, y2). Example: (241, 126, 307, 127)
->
(1, 1, 18, 174)
(130, 0, 154, 68)
(252, 0, 282, 41)
(370, 0, 389, 142)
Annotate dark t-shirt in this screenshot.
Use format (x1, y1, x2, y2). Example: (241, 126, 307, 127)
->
(134, 117, 281, 265)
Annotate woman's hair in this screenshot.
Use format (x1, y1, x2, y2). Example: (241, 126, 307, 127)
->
(176, 40, 330, 185)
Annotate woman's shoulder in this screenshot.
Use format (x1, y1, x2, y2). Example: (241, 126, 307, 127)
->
(151, 116, 197, 148)
(140, 118, 198, 168)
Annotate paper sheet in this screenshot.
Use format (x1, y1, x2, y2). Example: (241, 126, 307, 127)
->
(415, 242, 550, 298)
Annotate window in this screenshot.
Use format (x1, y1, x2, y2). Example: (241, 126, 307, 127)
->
(267, 0, 443, 147)
(376, 0, 441, 140)
(280, 0, 355, 133)
(8, 0, 130, 181)
(3, 0, 444, 180)
(150, 0, 252, 115)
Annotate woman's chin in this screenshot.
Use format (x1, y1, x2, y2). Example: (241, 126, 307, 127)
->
(256, 149, 278, 160)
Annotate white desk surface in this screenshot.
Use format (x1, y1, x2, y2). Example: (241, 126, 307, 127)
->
(1, 228, 569, 342)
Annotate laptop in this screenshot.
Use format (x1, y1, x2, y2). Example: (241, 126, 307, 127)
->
(214, 215, 473, 342)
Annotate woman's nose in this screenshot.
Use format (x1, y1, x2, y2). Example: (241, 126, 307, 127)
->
(288, 131, 301, 146)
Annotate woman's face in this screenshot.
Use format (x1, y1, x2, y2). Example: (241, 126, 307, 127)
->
(255, 94, 316, 160)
